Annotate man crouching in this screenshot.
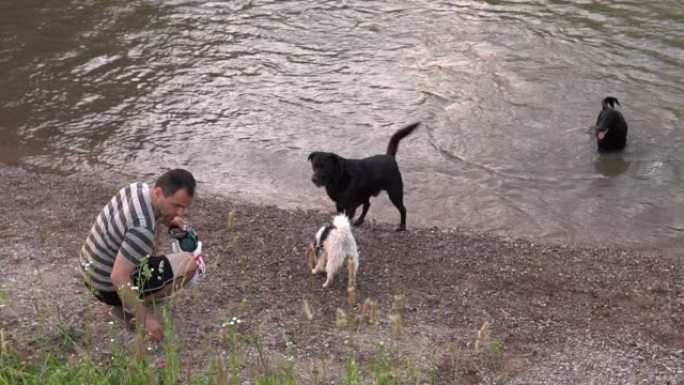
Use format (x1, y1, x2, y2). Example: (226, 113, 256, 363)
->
(79, 168, 201, 342)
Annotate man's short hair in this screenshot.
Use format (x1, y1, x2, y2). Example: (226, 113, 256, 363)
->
(155, 169, 196, 197)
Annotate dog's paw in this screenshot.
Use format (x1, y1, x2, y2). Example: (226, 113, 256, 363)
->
(352, 218, 364, 227)
(394, 225, 406, 232)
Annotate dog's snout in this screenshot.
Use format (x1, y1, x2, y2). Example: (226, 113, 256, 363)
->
(311, 174, 323, 187)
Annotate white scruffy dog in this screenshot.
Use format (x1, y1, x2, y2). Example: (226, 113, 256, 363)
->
(306, 214, 359, 290)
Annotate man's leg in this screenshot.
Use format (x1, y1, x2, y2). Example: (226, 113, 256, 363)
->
(82, 279, 134, 325)
(137, 252, 198, 306)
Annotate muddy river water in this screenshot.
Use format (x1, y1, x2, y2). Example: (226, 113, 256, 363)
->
(1, 0, 683, 252)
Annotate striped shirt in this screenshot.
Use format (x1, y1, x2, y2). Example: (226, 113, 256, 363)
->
(79, 182, 157, 291)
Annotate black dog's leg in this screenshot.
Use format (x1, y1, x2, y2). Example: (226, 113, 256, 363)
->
(345, 205, 358, 224)
(353, 200, 370, 227)
(387, 187, 406, 231)
(336, 204, 344, 213)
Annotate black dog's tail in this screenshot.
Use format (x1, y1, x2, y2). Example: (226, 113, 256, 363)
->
(602, 96, 620, 110)
(386, 122, 420, 157)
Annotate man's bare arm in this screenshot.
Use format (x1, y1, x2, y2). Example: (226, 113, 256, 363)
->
(110, 253, 164, 342)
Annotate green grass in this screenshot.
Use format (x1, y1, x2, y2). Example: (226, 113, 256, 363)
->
(0, 295, 508, 385)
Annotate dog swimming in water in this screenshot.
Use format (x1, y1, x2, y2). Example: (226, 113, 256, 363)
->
(593, 96, 628, 151)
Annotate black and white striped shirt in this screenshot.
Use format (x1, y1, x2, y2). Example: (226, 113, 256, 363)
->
(79, 182, 157, 291)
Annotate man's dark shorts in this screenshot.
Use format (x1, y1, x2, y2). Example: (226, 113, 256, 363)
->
(85, 255, 175, 307)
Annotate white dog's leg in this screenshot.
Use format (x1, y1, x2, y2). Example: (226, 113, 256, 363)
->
(346, 256, 358, 291)
(323, 258, 338, 288)
(312, 253, 326, 274)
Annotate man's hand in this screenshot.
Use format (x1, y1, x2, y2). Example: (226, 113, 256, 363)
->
(143, 314, 164, 342)
(111, 253, 165, 342)
(169, 216, 186, 229)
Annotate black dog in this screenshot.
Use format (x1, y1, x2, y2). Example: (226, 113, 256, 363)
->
(308, 122, 419, 231)
(594, 96, 628, 151)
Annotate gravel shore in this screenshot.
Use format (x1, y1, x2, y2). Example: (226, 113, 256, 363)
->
(1, 164, 682, 384)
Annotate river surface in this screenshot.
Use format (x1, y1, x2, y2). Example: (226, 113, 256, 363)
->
(2, 0, 683, 252)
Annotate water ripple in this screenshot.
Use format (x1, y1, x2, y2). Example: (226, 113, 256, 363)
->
(1, 0, 684, 252)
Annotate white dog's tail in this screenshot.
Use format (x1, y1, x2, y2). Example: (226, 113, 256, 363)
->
(333, 214, 351, 231)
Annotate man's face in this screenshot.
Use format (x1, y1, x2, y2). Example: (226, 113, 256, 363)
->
(153, 187, 193, 226)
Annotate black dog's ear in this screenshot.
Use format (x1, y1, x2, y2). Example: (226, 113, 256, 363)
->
(332, 154, 345, 175)
(602, 96, 620, 110)
(308, 152, 316, 162)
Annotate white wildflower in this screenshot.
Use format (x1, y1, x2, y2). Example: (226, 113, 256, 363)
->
(222, 316, 244, 328)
